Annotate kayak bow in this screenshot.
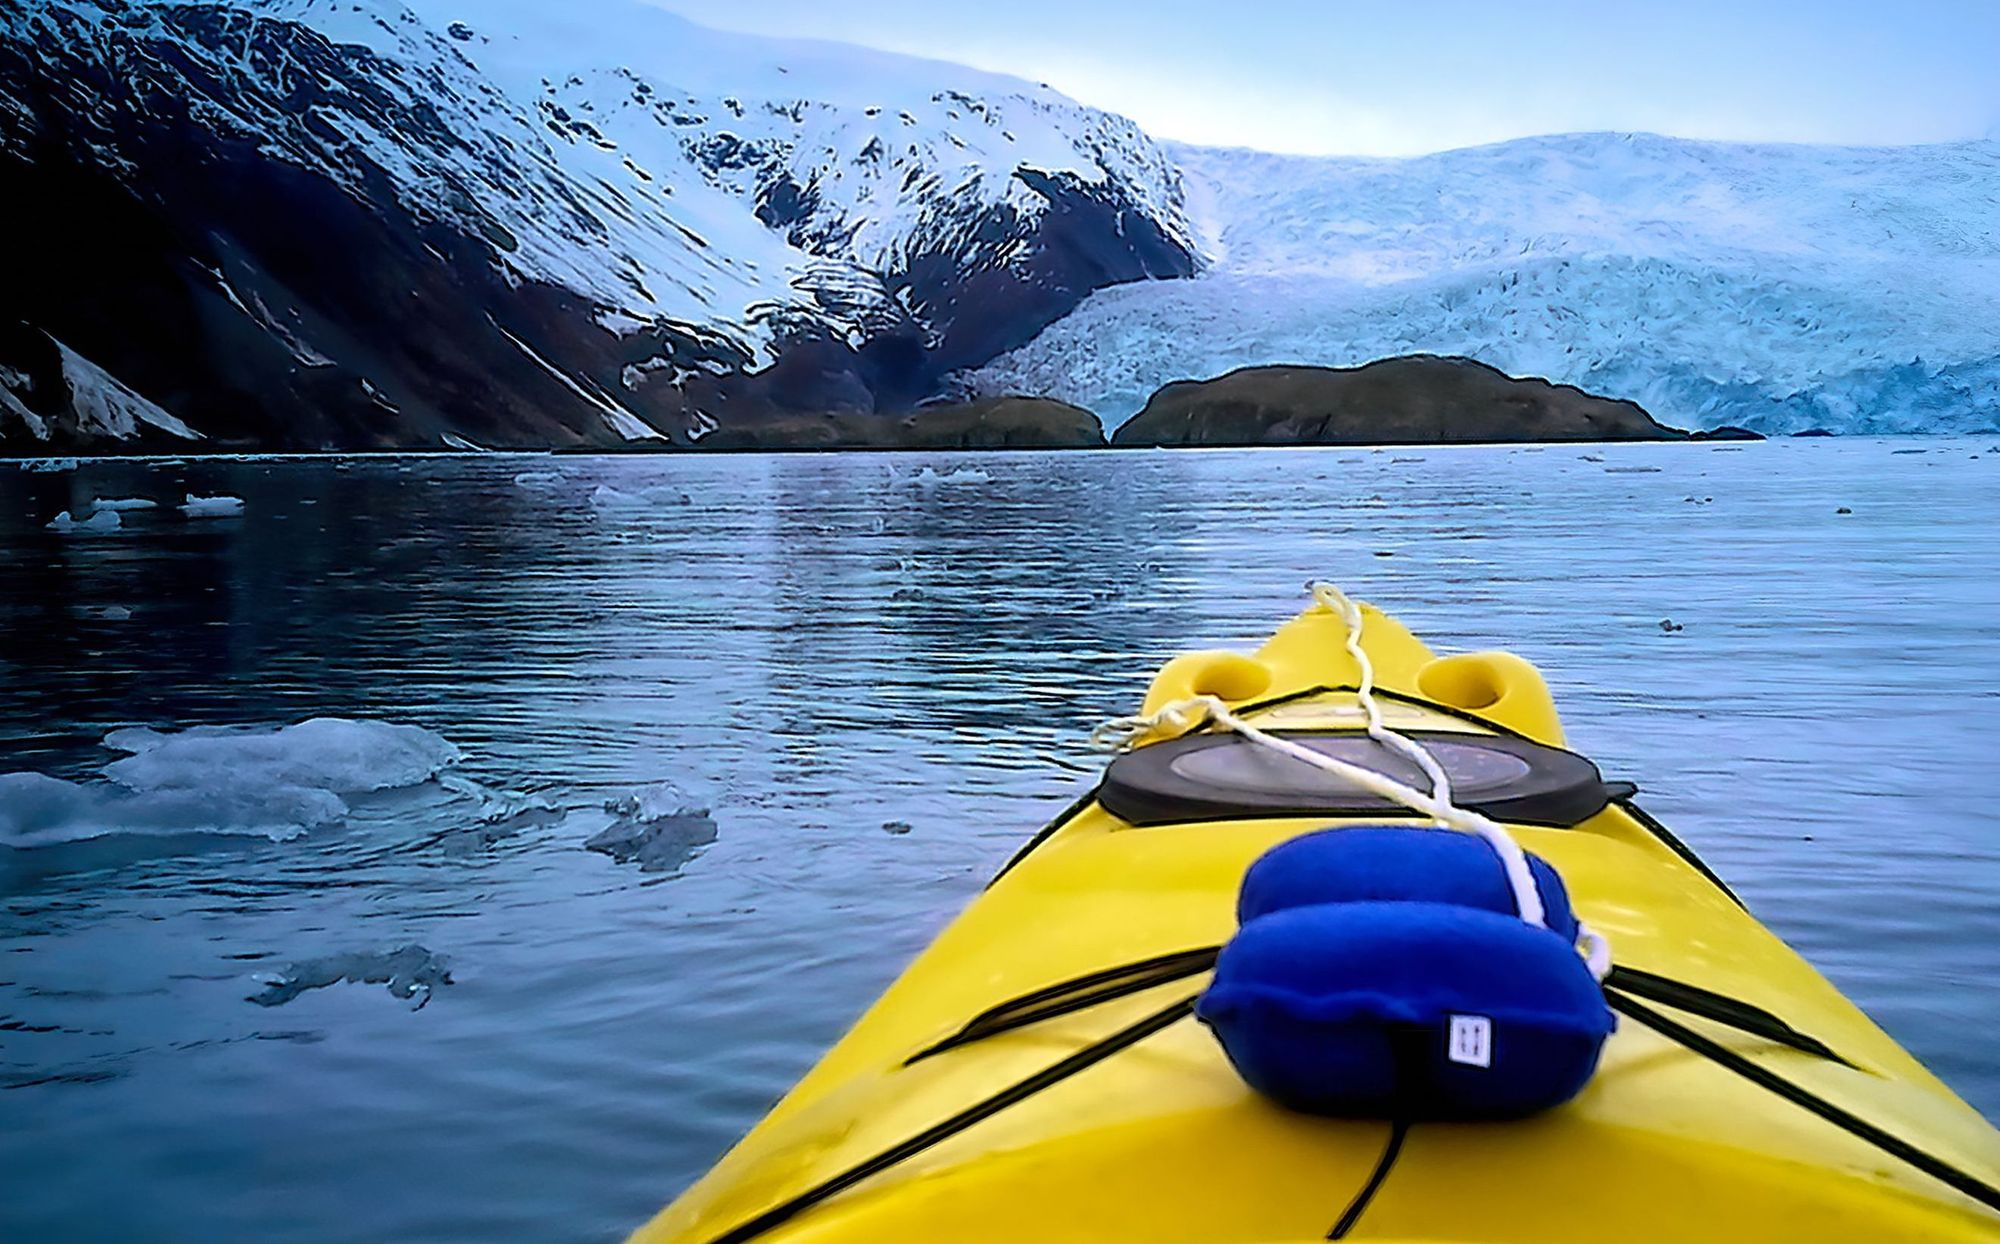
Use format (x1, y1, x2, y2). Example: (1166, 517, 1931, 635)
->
(633, 588, 2000, 1243)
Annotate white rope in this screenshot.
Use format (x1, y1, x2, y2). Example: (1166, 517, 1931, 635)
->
(1096, 580, 1613, 978)
(1308, 581, 1457, 815)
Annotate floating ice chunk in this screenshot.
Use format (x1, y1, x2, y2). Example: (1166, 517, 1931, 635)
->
(601, 782, 695, 824)
(588, 482, 690, 510)
(3, 719, 459, 848)
(247, 944, 452, 1009)
(89, 497, 158, 511)
(512, 470, 562, 490)
(0, 771, 337, 847)
(180, 494, 245, 517)
(907, 466, 990, 489)
(21, 457, 79, 473)
(46, 509, 120, 532)
(104, 717, 462, 797)
(589, 483, 643, 509)
(587, 784, 716, 874)
(434, 774, 565, 854)
(439, 772, 549, 821)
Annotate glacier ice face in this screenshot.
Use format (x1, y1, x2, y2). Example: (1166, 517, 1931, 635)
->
(965, 134, 2000, 435)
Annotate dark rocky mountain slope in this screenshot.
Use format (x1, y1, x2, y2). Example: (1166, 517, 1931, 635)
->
(0, 0, 1198, 452)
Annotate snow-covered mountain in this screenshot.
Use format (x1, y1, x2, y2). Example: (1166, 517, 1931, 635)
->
(0, 0, 1196, 449)
(4, 2, 1996, 449)
(965, 135, 2000, 435)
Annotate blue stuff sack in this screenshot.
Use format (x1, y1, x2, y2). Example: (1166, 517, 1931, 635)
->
(1197, 826, 1613, 1120)
(1237, 825, 1580, 942)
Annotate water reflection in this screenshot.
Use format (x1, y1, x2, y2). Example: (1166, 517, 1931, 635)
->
(1, 441, 1995, 1243)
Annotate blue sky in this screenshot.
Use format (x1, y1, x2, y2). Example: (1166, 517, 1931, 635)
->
(652, 0, 2000, 155)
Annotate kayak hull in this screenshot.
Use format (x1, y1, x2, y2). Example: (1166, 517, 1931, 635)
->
(632, 600, 2000, 1243)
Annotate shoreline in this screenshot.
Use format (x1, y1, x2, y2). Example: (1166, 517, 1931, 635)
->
(25, 435, 1988, 467)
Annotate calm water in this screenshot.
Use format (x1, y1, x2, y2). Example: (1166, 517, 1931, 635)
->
(2, 440, 1996, 1242)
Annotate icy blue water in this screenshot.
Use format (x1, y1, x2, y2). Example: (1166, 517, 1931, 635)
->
(2, 440, 1997, 1242)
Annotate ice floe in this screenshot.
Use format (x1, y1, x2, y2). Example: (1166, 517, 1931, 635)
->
(89, 497, 158, 511)
(0, 770, 340, 847)
(588, 483, 643, 509)
(179, 494, 246, 517)
(432, 774, 566, 854)
(589, 482, 694, 510)
(247, 944, 452, 1009)
(104, 718, 462, 798)
(19, 457, 79, 472)
(1, 718, 461, 848)
(585, 783, 717, 874)
(46, 509, 120, 533)
(906, 466, 991, 490)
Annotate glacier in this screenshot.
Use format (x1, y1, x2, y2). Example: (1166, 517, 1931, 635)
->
(964, 134, 2000, 435)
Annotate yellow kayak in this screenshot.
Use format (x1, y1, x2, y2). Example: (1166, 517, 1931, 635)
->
(632, 591, 2000, 1243)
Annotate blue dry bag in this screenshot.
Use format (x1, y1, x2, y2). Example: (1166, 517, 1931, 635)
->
(1196, 826, 1613, 1120)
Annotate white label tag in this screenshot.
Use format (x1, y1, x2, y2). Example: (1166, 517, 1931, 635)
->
(1448, 1014, 1493, 1068)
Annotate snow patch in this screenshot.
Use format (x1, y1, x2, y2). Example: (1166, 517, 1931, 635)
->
(54, 336, 201, 441)
(490, 320, 664, 441)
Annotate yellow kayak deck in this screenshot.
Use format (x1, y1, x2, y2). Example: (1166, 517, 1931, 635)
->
(634, 601, 2000, 1243)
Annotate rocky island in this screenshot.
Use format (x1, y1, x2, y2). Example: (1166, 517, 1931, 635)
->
(1111, 356, 1685, 447)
